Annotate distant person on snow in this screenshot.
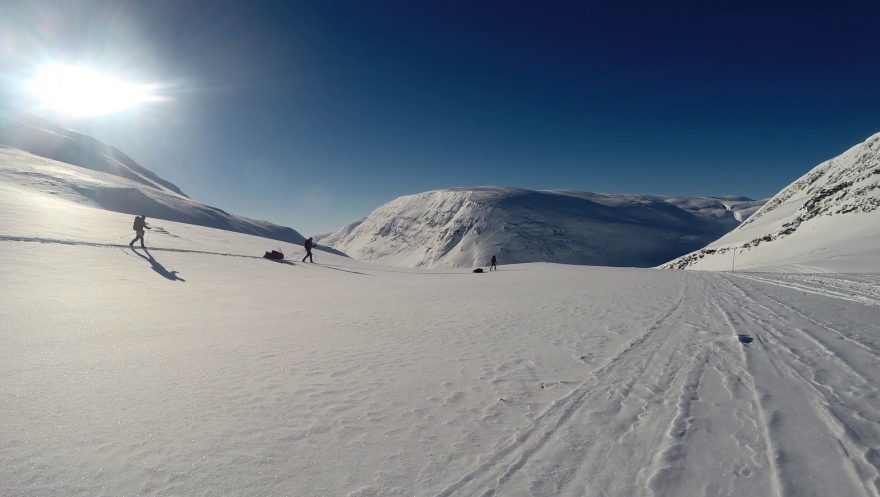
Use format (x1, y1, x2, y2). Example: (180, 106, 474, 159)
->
(129, 215, 151, 248)
(489, 254, 497, 271)
(302, 237, 314, 263)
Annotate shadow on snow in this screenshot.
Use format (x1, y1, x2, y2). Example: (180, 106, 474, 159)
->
(133, 247, 186, 282)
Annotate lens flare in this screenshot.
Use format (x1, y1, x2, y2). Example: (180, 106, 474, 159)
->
(26, 64, 162, 117)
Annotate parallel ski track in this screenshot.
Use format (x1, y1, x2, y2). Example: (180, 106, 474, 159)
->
(432, 271, 880, 497)
(733, 273, 880, 307)
(641, 274, 784, 497)
(0, 235, 267, 260)
(708, 283, 786, 497)
(723, 275, 879, 399)
(729, 275, 880, 360)
(431, 276, 693, 497)
(717, 274, 880, 497)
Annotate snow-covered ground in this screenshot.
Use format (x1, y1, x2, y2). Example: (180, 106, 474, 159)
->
(2, 168, 879, 496)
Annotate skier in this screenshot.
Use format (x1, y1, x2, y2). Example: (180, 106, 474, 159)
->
(302, 237, 314, 263)
(129, 215, 151, 248)
(489, 254, 497, 271)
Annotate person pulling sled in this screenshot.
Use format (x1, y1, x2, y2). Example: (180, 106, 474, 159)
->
(302, 237, 315, 263)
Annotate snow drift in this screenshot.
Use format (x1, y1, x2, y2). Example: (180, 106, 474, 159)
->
(0, 111, 307, 245)
(663, 132, 880, 272)
(321, 187, 764, 268)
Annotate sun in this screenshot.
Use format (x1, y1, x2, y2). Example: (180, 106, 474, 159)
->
(26, 64, 162, 118)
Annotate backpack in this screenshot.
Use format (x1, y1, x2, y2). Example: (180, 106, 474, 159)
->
(132, 217, 143, 231)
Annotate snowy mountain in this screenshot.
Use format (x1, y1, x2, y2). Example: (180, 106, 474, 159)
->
(320, 187, 764, 268)
(0, 111, 307, 245)
(663, 132, 880, 272)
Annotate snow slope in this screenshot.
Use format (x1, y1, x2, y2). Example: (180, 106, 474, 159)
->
(663, 132, 880, 272)
(0, 112, 308, 245)
(321, 187, 764, 268)
(0, 111, 187, 196)
(2, 168, 878, 497)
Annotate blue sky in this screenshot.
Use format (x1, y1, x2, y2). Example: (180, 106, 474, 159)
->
(2, 0, 879, 235)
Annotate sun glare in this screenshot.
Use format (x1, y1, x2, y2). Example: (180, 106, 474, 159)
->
(26, 64, 162, 117)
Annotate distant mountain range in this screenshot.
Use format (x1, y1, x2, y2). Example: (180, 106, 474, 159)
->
(21, 112, 870, 273)
(320, 187, 764, 268)
(663, 132, 880, 272)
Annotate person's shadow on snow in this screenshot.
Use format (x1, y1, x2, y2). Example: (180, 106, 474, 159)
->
(133, 248, 186, 282)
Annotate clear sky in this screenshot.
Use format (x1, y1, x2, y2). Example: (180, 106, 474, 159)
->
(2, 0, 879, 235)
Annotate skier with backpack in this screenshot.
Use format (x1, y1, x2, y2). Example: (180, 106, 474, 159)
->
(302, 237, 315, 263)
(129, 215, 151, 248)
(489, 254, 497, 271)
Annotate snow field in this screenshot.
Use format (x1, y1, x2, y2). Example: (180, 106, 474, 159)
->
(1, 160, 879, 496)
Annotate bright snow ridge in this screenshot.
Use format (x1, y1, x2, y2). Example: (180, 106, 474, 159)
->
(0, 111, 307, 245)
(321, 187, 764, 268)
(663, 132, 880, 273)
(1, 170, 879, 497)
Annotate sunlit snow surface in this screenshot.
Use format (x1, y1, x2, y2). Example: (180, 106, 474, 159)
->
(2, 154, 879, 497)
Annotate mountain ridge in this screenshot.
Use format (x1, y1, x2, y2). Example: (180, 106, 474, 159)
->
(662, 131, 880, 272)
(321, 187, 764, 268)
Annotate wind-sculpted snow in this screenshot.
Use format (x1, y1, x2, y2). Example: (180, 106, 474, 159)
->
(1, 192, 878, 496)
(664, 132, 880, 272)
(321, 187, 763, 268)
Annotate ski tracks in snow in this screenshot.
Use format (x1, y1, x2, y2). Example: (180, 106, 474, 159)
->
(733, 273, 880, 308)
(431, 278, 697, 497)
(0, 234, 267, 260)
(716, 275, 880, 497)
(430, 272, 880, 497)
